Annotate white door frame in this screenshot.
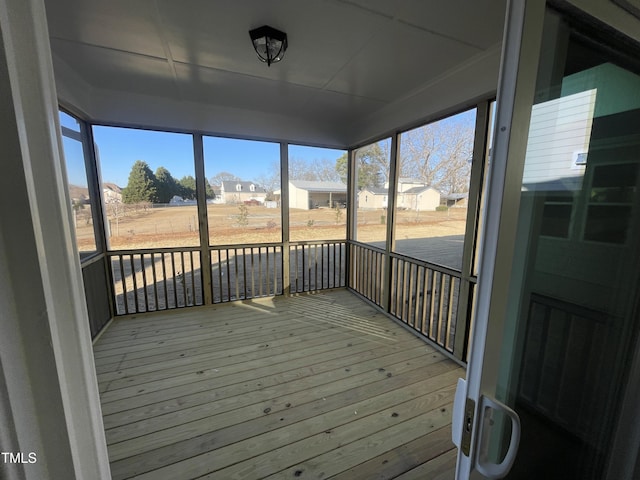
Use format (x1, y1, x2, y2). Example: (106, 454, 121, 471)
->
(456, 0, 640, 478)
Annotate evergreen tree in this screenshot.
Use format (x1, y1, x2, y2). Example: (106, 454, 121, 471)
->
(335, 144, 385, 189)
(155, 166, 179, 203)
(178, 175, 197, 200)
(204, 179, 215, 200)
(122, 160, 158, 203)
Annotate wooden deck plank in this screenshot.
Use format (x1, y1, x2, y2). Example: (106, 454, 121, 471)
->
(260, 398, 455, 479)
(102, 340, 423, 428)
(106, 349, 451, 462)
(98, 327, 353, 387)
(114, 372, 460, 473)
(327, 425, 454, 479)
(95, 322, 345, 374)
(393, 449, 457, 480)
(99, 331, 394, 400)
(93, 289, 465, 480)
(113, 371, 459, 479)
(100, 336, 408, 416)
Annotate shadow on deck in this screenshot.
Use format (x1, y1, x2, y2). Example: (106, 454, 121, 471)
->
(93, 289, 464, 479)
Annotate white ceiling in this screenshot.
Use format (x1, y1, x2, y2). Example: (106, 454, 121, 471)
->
(45, 0, 506, 147)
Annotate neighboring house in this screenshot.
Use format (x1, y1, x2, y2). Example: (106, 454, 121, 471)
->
(392, 178, 427, 193)
(396, 186, 441, 211)
(275, 180, 347, 210)
(102, 182, 122, 203)
(220, 181, 267, 204)
(443, 192, 469, 208)
(358, 187, 388, 209)
(359, 183, 441, 211)
(211, 186, 224, 204)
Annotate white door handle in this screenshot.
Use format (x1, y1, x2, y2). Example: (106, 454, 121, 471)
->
(475, 395, 521, 479)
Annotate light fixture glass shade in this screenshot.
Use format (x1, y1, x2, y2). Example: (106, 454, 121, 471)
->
(249, 25, 288, 66)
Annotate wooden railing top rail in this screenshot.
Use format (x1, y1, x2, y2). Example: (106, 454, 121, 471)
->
(107, 239, 348, 257)
(389, 251, 463, 278)
(289, 239, 346, 246)
(209, 242, 283, 250)
(347, 240, 386, 255)
(107, 246, 201, 255)
(348, 240, 464, 278)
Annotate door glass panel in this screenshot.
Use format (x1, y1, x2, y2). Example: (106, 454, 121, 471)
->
(497, 8, 640, 479)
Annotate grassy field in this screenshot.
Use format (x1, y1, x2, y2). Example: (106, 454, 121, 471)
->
(74, 204, 467, 250)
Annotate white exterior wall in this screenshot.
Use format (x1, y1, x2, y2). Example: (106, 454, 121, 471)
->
(415, 189, 441, 211)
(289, 183, 310, 210)
(0, 0, 111, 478)
(358, 190, 387, 209)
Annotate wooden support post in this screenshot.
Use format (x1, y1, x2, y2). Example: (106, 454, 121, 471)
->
(453, 100, 491, 361)
(280, 142, 290, 295)
(193, 134, 213, 305)
(382, 134, 400, 312)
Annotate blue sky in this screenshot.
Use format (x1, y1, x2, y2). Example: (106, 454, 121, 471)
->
(62, 117, 345, 188)
(60, 108, 479, 189)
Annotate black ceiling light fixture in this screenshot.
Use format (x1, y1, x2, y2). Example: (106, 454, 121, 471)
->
(249, 25, 288, 67)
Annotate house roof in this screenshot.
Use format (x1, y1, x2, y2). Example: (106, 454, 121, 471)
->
(360, 187, 388, 195)
(443, 192, 468, 200)
(290, 180, 347, 193)
(397, 177, 425, 184)
(221, 181, 266, 193)
(402, 186, 439, 195)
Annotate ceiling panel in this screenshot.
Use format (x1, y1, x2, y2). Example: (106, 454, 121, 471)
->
(45, 0, 505, 145)
(397, 0, 507, 49)
(50, 39, 178, 99)
(300, 89, 386, 124)
(173, 63, 313, 116)
(157, 0, 387, 90)
(46, 0, 166, 59)
(325, 21, 480, 101)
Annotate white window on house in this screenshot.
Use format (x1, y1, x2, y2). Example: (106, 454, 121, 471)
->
(250, 184, 255, 192)
(236, 183, 242, 191)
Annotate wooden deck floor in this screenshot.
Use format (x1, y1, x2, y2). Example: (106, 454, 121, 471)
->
(94, 289, 464, 479)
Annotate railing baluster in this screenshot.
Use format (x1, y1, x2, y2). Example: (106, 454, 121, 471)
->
(240, 248, 246, 299)
(183, 252, 188, 307)
(160, 253, 168, 310)
(321, 243, 325, 289)
(273, 246, 278, 294)
(224, 249, 230, 302)
(250, 247, 255, 297)
(151, 253, 159, 311)
(266, 247, 271, 294)
(216, 250, 223, 303)
(128, 254, 138, 313)
(421, 266, 429, 335)
(169, 252, 177, 308)
(115, 255, 126, 315)
(446, 276, 456, 351)
(437, 273, 446, 346)
(189, 250, 195, 306)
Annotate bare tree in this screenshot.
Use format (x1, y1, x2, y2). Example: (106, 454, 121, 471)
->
(210, 171, 241, 187)
(288, 157, 342, 182)
(398, 116, 474, 194)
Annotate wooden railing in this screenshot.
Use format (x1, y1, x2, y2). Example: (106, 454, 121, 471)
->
(109, 248, 203, 315)
(108, 240, 471, 362)
(348, 242, 386, 305)
(389, 252, 462, 355)
(210, 244, 283, 303)
(347, 241, 472, 362)
(290, 241, 346, 293)
(109, 241, 346, 315)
